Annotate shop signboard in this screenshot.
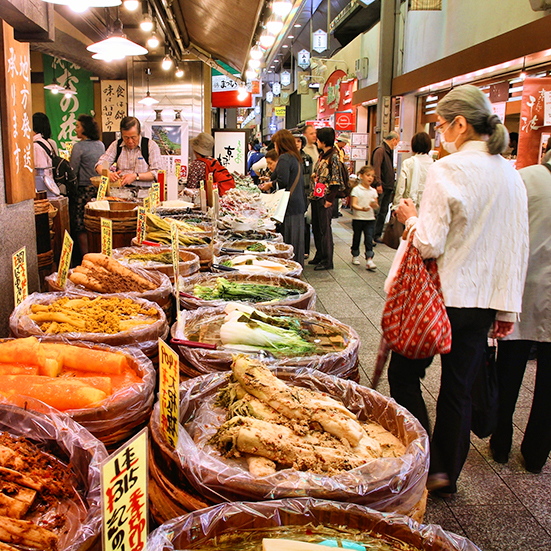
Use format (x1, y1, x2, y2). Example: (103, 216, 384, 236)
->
(297, 49, 311, 69)
(350, 147, 368, 161)
(272, 82, 281, 96)
(101, 80, 127, 132)
(306, 119, 333, 129)
(313, 29, 328, 53)
(214, 130, 247, 174)
(281, 71, 291, 87)
(317, 70, 358, 119)
(491, 102, 507, 124)
(43, 54, 94, 150)
(0, 21, 34, 204)
(212, 62, 253, 108)
(266, 91, 274, 103)
(351, 133, 369, 146)
(274, 106, 286, 117)
(335, 112, 356, 132)
(517, 77, 551, 169)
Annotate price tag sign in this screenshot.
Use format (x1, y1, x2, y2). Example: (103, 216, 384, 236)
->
(101, 218, 112, 256)
(171, 222, 181, 324)
(158, 170, 166, 202)
(175, 160, 181, 180)
(97, 175, 109, 200)
(151, 182, 160, 208)
(56, 231, 74, 288)
(12, 247, 28, 307)
(136, 207, 146, 245)
(101, 428, 148, 551)
(158, 339, 180, 448)
(143, 196, 151, 214)
(213, 187, 220, 221)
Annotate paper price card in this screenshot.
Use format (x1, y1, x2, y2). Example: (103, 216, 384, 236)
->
(12, 247, 28, 307)
(101, 218, 113, 256)
(158, 339, 180, 447)
(136, 207, 146, 245)
(143, 196, 151, 214)
(101, 428, 148, 551)
(151, 182, 161, 208)
(56, 231, 74, 288)
(158, 170, 166, 202)
(170, 222, 181, 324)
(175, 159, 181, 180)
(97, 175, 109, 200)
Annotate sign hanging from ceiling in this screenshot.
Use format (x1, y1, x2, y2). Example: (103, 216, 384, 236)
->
(212, 61, 252, 108)
(313, 29, 328, 53)
(297, 49, 311, 69)
(281, 71, 291, 87)
(317, 70, 357, 119)
(272, 82, 281, 96)
(266, 91, 274, 103)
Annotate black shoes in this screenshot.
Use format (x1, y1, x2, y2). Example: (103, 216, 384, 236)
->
(314, 263, 333, 271)
(308, 258, 321, 265)
(490, 445, 509, 465)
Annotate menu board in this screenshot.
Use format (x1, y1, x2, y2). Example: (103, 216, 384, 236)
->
(0, 21, 34, 204)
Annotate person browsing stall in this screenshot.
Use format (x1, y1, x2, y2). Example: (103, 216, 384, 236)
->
(95, 116, 162, 186)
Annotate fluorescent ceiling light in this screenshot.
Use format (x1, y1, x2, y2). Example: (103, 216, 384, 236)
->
(282, 44, 289, 48)
(294, 23, 301, 27)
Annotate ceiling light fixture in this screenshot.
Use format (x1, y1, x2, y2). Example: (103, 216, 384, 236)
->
(87, 18, 148, 58)
(63, 82, 77, 98)
(123, 0, 139, 10)
(259, 34, 275, 48)
(138, 68, 159, 106)
(282, 44, 289, 48)
(237, 86, 249, 101)
(294, 23, 301, 27)
(147, 31, 160, 49)
(272, 0, 292, 16)
(175, 65, 184, 78)
(140, 14, 154, 32)
(91, 51, 126, 61)
(250, 45, 263, 60)
(287, 35, 294, 39)
(245, 69, 257, 80)
(41, 0, 121, 13)
(161, 55, 173, 70)
(266, 17, 284, 34)
(44, 72, 65, 94)
(248, 58, 261, 69)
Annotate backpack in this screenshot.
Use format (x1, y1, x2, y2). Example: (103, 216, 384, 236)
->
(335, 159, 352, 198)
(203, 157, 236, 196)
(115, 136, 150, 166)
(36, 140, 78, 196)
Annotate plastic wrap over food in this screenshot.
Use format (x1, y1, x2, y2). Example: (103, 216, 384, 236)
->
(9, 292, 169, 358)
(45, 263, 173, 305)
(147, 497, 482, 551)
(220, 239, 294, 259)
(218, 229, 283, 243)
(152, 367, 429, 515)
(131, 236, 223, 262)
(0, 400, 108, 551)
(177, 273, 315, 311)
(212, 254, 303, 279)
(171, 304, 359, 380)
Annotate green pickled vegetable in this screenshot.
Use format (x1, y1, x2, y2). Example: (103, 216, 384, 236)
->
(193, 277, 300, 303)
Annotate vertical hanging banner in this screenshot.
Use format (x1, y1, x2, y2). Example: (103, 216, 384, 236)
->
(43, 55, 94, 150)
(517, 77, 551, 168)
(101, 218, 112, 256)
(0, 21, 34, 204)
(56, 231, 74, 288)
(12, 247, 28, 307)
(136, 207, 146, 245)
(101, 429, 148, 551)
(158, 340, 179, 448)
(101, 80, 127, 132)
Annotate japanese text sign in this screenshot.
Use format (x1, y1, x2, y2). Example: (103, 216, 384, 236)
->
(214, 131, 247, 174)
(171, 222, 181, 323)
(158, 340, 180, 448)
(1, 22, 34, 204)
(143, 196, 151, 214)
(101, 80, 127, 133)
(97, 175, 109, 200)
(136, 207, 146, 245)
(101, 428, 148, 551)
(101, 218, 112, 257)
(151, 182, 160, 208)
(57, 231, 74, 288)
(12, 247, 28, 307)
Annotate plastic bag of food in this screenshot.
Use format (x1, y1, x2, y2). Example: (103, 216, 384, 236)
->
(147, 497, 481, 551)
(171, 304, 359, 380)
(131, 236, 223, 264)
(150, 367, 429, 516)
(220, 240, 294, 259)
(0, 399, 107, 551)
(218, 229, 283, 243)
(9, 292, 168, 360)
(177, 273, 315, 310)
(212, 254, 303, 279)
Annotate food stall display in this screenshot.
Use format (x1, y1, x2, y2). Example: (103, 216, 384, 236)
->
(212, 255, 302, 278)
(220, 240, 294, 260)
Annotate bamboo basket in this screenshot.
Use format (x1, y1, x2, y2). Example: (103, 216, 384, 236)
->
(220, 239, 294, 259)
(170, 304, 359, 381)
(212, 254, 303, 279)
(218, 229, 283, 243)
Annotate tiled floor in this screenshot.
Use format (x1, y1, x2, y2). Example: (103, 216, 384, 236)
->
(302, 210, 551, 551)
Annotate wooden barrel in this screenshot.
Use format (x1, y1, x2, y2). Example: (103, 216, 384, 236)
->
(84, 200, 139, 253)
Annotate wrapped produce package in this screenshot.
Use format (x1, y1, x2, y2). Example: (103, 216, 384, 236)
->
(147, 498, 482, 551)
(220, 240, 294, 260)
(212, 255, 303, 279)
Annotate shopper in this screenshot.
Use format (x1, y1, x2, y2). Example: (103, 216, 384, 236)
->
(372, 131, 399, 242)
(293, 133, 314, 258)
(389, 84, 529, 498)
(32, 112, 57, 179)
(309, 127, 344, 271)
(247, 140, 264, 186)
(270, 129, 306, 266)
(258, 149, 279, 192)
(187, 132, 236, 195)
(95, 116, 162, 187)
(350, 165, 378, 270)
(490, 162, 551, 474)
(303, 125, 319, 166)
(69, 114, 105, 261)
(336, 132, 350, 163)
(392, 132, 434, 210)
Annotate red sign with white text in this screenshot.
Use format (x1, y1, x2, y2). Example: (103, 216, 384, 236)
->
(317, 70, 357, 119)
(335, 112, 356, 132)
(306, 119, 332, 129)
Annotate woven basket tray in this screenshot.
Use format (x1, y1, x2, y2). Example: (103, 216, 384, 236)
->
(220, 239, 294, 259)
(212, 254, 303, 279)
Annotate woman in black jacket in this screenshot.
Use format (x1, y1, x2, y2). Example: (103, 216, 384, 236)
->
(271, 129, 306, 265)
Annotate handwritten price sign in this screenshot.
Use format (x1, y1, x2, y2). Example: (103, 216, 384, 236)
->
(97, 175, 109, 200)
(159, 340, 179, 447)
(136, 207, 146, 245)
(101, 218, 112, 256)
(56, 231, 74, 288)
(12, 247, 28, 307)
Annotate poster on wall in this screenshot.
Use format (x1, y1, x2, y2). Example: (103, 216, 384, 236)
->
(43, 54, 94, 150)
(214, 130, 247, 175)
(101, 80, 127, 132)
(517, 77, 551, 169)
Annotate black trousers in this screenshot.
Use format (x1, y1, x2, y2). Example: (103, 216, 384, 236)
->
(310, 199, 334, 268)
(374, 187, 394, 239)
(388, 307, 496, 492)
(490, 340, 551, 471)
(351, 219, 375, 259)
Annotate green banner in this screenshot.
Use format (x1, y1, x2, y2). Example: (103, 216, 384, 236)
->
(43, 54, 94, 149)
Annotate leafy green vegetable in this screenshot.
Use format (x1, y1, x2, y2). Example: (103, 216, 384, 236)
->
(246, 243, 266, 252)
(193, 277, 300, 303)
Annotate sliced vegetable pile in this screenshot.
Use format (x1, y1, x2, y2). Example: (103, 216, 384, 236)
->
(146, 213, 209, 246)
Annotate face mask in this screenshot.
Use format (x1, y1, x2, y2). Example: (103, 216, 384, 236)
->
(440, 119, 459, 153)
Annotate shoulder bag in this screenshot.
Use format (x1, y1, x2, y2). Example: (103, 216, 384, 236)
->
(271, 168, 301, 224)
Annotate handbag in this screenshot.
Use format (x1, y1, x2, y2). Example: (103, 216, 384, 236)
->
(381, 238, 452, 359)
(270, 170, 301, 224)
(382, 214, 405, 249)
(471, 339, 498, 439)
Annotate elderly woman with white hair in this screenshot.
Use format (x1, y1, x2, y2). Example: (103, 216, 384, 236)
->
(388, 84, 529, 498)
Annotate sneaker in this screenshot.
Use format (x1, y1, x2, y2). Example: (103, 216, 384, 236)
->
(366, 258, 377, 271)
(352, 256, 360, 265)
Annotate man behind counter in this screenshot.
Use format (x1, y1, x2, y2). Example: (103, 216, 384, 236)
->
(95, 116, 162, 186)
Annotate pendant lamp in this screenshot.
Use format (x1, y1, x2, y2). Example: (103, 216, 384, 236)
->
(41, 0, 121, 13)
(138, 68, 159, 106)
(87, 18, 147, 58)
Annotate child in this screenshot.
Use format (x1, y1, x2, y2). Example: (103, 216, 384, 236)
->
(350, 165, 379, 270)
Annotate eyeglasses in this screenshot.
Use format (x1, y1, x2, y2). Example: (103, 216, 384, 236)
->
(435, 118, 456, 135)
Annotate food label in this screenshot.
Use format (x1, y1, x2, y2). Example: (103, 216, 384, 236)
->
(101, 217, 113, 256)
(56, 231, 74, 288)
(12, 247, 28, 307)
(171, 221, 181, 324)
(151, 182, 161, 208)
(175, 159, 181, 179)
(136, 207, 146, 245)
(101, 428, 148, 551)
(97, 175, 109, 200)
(158, 339, 180, 448)
(143, 196, 151, 214)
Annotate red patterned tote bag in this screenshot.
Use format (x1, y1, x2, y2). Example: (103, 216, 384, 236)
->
(381, 239, 451, 359)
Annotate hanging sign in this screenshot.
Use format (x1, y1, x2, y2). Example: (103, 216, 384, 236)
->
(313, 29, 328, 53)
(158, 339, 179, 448)
(136, 207, 146, 245)
(101, 218, 112, 257)
(266, 91, 274, 103)
(280, 71, 291, 87)
(101, 80, 127, 132)
(56, 231, 74, 288)
(492, 102, 507, 124)
(272, 82, 281, 96)
(297, 49, 311, 69)
(101, 429, 148, 551)
(274, 106, 286, 117)
(12, 247, 28, 307)
(317, 71, 358, 119)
